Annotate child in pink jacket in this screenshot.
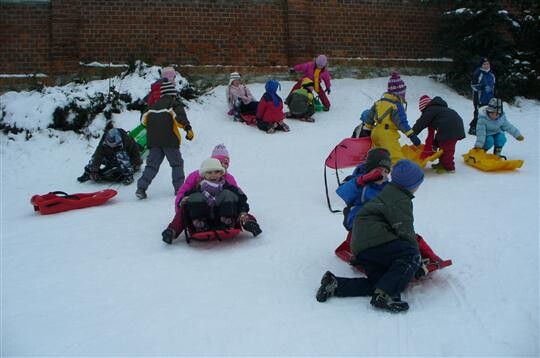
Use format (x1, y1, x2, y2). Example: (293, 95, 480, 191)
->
(289, 54, 332, 110)
(226, 72, 259, 120)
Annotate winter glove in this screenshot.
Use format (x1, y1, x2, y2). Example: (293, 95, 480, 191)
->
(184, 125, 194, 141)
(356, 167, 384, 187)
(325, 88, 331, 95)
(516, 135, 524, 141)
(288, 67, 295, 74)
(409, 133, 421, 146)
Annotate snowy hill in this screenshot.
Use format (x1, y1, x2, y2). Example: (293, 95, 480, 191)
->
(1, 76, 539, 356)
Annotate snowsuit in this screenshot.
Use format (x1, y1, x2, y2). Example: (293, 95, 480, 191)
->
(336, 163, 388, 231)
(412, 97, 465, 171)
(333, 183, 421, 298)
(285, 88, 315, 119)
(475, 108, 521, 151)
(364, 93, 415, 164)
(83, 128, 142, 182)
(227, 84, 259, 115)
(256, 93, 288, 132)
(291, 61, 331, 109)
(137, 95, 191, 193)
(470, 67, 496, 131)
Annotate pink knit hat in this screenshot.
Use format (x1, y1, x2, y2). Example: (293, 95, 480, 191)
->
(387, 72, 406, 99)
(419, 95, 432, 112)
(161, 67, 176, 82)
(211, 143, 229, 161)
(315, 54, 328, 68)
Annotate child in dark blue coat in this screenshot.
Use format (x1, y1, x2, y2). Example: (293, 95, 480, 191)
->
(469, 57, 496, 135)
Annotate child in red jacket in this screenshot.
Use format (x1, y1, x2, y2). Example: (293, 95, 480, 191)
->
(256, 80, 290, 134)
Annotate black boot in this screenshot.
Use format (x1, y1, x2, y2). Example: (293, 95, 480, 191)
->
(494, 147, 507, 159)
(77, 173, 90, 183)
(316, 271, 338, 302)
(370, 289, 409, 312)
(243, 220, 262, 237)
(161, 228, 177, 245)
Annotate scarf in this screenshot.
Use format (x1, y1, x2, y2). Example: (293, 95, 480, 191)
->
(200, 179, 224, 207)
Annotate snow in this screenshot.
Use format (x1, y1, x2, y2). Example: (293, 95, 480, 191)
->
(1, 75, 539, 356)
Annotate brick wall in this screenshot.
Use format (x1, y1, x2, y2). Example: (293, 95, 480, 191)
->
(0, 0, 445, 76)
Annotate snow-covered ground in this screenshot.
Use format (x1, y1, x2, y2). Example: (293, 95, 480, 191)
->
(1, 75, 539, 356)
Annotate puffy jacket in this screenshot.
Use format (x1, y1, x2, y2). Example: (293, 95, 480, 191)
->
(475, 108, 521, 148)
(141, 95, 190, 148)
(412, 96, 465, 142)
(256, 94, 285, 123)
(364, 93, 413, 137)
(293, 61, 331, 91)
(471, 68, 496, 105)
(351, 182, 418, 256)
(185, 181, 249, 214)
(175, 170, 239, 213)
(227, 84, 256, 110)
(285, 88, 314, 116)
(89, 128, 142, 172)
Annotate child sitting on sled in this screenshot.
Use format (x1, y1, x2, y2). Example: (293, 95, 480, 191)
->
(362, 72, 421, 164)
(412, 95, 466, 174)
(77, 127, 142, 185)
(336, 148, 392, 231)
(285, 78, 316, 122)
(162, 144, 261, 244)
(256, 80, 290, 134)
(226, 72, 259, 121)
(474, 98, 524, 157)
(289, 54, 332, 111)
(317, 159, 424, 313)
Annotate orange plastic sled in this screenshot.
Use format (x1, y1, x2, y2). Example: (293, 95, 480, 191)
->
(402, 144, 443, 168)
(463, 148, 524, 171)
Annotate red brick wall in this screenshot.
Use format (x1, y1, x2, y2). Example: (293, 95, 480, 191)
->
(0, 0, 445, 75)
(0, 2, 51, 74)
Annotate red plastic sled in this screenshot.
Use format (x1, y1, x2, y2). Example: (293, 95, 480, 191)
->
(184, 213, 257, 244)
(30, 189, 117, 215)
(324, 137, 373, 212)
(334, 232, 452, 277)
(240, 114, 257, 125)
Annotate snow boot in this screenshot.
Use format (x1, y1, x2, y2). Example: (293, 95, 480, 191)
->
(135, 188, 147, 199)
(161, 228, 177, 245)
(77, 173, 90, 183)
(436, 167, 456, 174)
(243, 219, 262, 237)
(316, 271, 338, 302)
(370, 289, 409, 313)
(430, 162, 442, 170)
(494, 146, 507, 159)
(122, 175, 134, 185)
(192, 219, 208, 232)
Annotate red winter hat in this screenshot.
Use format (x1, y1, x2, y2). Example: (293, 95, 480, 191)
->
(419, 95, 432, 112)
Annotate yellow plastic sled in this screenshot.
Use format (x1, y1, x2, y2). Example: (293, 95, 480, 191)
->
(402, 144, 443, 168)
(463, 148, 524, 172)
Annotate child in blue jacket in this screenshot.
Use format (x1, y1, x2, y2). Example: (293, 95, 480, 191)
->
(336, 148, 392, 231)
(469, 57, 496, 135)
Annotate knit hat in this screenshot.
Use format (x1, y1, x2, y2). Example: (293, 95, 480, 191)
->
(364, 148, 392, 173)
(160, 80, 176, 97)
(360, 109, 371, 123)
(387, 72, 406, 99)
(301, 77, 315, 88)
(486, 98, 503, 114)
(391, 159, 424, 192)
(419, 95, 432, 112)
(104, 128, 122, 148)
(315, 54, 328, 68)
(211, 143, 229, 158)
(160, 67, 176, 82)
(199, 158, 225, 176)
(229, 72, 241, 85)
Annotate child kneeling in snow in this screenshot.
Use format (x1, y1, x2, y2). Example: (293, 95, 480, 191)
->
(285, 78, 316, 122)
(256, 80, 290, 134)
(316, 160, 424, 313)
(474, 98, 524, 158)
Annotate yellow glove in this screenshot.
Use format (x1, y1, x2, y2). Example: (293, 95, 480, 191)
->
(184, 125, 194, 141)
(516, 135, 524, 141)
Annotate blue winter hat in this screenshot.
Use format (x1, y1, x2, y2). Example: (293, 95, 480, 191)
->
(104, 128, 122, 148)
(391, 159, 424, 191)
(360, 109, 370, 123)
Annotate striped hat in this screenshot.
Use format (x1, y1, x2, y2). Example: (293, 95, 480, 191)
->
(160, 80, 176, 97)
(387, 72, 406, 99)
(419, 95, 432, 112)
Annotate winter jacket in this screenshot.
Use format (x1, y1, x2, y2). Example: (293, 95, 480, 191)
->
(293, 61, 331, 91)
(141, 95, 190, 148)
(364, 93, 413, 137)
(471, 67, 495, 105)
(175, 170, 239, 213)
(336, 164, 388, 230)
(185, 181, 249, 214)
(89, 128, 142, 172)
(475, 108, 521, 148)
(351, 182, 418, 256)
(256, 94, 285, 124)
(227, 84, 256, 110)
(412, 96, 465, 143)
(285, 88, 315, 116)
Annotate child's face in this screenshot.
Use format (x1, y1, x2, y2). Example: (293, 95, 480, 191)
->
(231, 79, 240, 86)
(481, 61, 491, 71)
(204, 170, 224, 182)
(219, 158, 230, 170)
(488, 111, 499, 120)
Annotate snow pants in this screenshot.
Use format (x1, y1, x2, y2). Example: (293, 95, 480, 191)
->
(483, 132, 507, 151)
(335, 240, 420, 298)
(137, 147, 184, 193)
(185, 190, 240, 226)
(371, 126, 404, 165)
